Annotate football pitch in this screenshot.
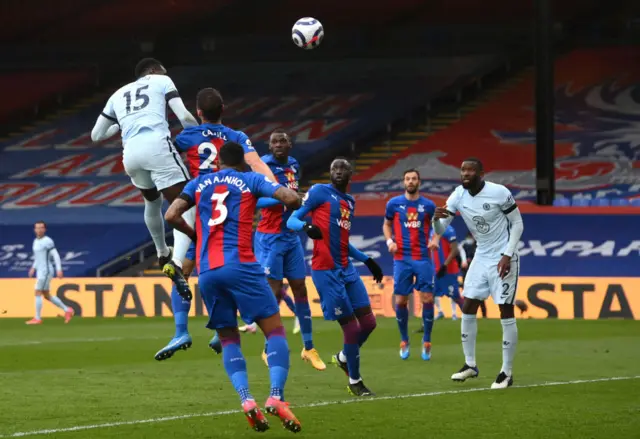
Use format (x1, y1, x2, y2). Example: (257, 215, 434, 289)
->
(1, 317, 638, 438)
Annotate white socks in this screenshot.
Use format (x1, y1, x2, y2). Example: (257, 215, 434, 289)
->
(50, 296, 68, 312)
(172, 206, 196, 268)
(144, 196, 169, 258)
(501, 318, 518, 375)
(461, 313, 477, 367)
(35, 295, 69, 319)
(35, 296, 43, 319)
(434, 296, 442, 314)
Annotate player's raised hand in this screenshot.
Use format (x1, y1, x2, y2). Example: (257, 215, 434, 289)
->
(365, 258, 384, 283)
(28, 267, 35, 278)
(303, 223, 323, 240)
(57, 270, 64, 279)
(497, 255, 511, 279)
(434, 206, 451, 220)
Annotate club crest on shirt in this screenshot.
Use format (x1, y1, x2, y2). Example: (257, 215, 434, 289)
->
(483, 203, 491, 211)
(418, 204, 425, 213)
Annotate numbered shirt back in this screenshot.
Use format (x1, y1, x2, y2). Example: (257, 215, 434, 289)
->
(103, 74, 178, 144)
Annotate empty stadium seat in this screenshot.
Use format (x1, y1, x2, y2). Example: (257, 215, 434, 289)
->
(591, 198, 611, 207)
(571, 199, 592, 207)
(630, 198, 640, 207)
(611, 198, 629, 206)
(553, 198, 571, 207)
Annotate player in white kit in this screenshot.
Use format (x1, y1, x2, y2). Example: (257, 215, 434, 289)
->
(26, 221, 74, 325)
(91, 58, 199, 299)
(432, 158, 524, 389)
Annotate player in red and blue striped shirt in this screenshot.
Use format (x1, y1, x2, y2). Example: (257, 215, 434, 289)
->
(382, 169, 437, 361)
(430, 225, 464, 321)
(287, 158, 383, 397)
(165, 142, 302, 432)
(155, 88, 275, 362)
(253, 129, 325, 371)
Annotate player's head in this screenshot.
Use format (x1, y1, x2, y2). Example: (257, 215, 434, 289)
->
(269, 128, 292, 160)
(196, 88, 224, 123)
(461, 157, 484, 189)
(403, 168, 420, 195)
(219, 142, 246, 171)
(134, 58, 166, 78)
(330, 157, 352, 189)
(34, 221, 46, 238)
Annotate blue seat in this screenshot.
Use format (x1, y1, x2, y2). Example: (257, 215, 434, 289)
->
(591, 198, 611, 206)
(630, 198, 640, 207)
(611, 198, 629, 206)
(571, 199, 591, 207)
(553, 198, 570, 207)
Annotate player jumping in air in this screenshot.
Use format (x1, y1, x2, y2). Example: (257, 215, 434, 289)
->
(249, 129, 326, 371)
(287, 158, 383, 397)
(432, 158, 524, 389)
(91, 58, 198, 301)
(26, 221, 73, 325)
(154, 87, 275, 361)
(429, 225, 464, 320)
(382, 169, 437, 360)
(165, 142, 302, 432)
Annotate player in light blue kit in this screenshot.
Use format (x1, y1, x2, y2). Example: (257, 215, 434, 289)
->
(26, 221, 73, 325)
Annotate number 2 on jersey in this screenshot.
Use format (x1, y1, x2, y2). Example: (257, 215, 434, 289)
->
(123, 85, 150, 114)
(198, 142, 219, 170)
(208, 191, 230, 226)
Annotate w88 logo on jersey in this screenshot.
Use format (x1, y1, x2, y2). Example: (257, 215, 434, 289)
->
(403, 212, 422, 228)
(336, 207, 352, 230)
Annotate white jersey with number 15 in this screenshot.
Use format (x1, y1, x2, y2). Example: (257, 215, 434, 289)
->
(101, 74, 179, 145)
(444, 181, 518, 262)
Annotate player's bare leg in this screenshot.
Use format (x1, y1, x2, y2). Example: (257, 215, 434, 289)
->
(420, 292, 434, 360)
(157, 182, 193, 301)
(492, 304, 516, 389)
(217, 326, 270, 432)
(255, 313, 301, 433)
(287, 278, 325, 371)
(451, 298, 481, 381)
(395, 294, 411, 359)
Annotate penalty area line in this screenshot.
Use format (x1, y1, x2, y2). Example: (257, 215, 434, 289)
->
(3, 375, 639, 437)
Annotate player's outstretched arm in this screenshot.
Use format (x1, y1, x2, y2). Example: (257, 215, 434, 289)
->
(349, 244, 384, 283)
(272, 187, 301, 211)
(287, 205, 322, 239)
(165, 196, 197, 242)
(246, 151, 277, 181)
(90, 114, 120, 142)
(256, 198, 282, 209)
(167, 97, 198, 129)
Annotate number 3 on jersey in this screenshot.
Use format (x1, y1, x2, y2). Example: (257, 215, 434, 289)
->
(208, 191, 230, 226)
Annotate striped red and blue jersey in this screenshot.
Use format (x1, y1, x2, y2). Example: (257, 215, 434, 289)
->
(385, 195, 436, 261)
(174, 123, 255, 177)
(296, 184, 355, 270)
(257, 154, 300, 236)
(430, 225, 460, 274)
(182, 168, 281, 273)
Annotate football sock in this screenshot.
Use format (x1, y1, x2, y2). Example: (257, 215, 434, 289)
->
(357, 312, 377, 347)
(341, 318, 361, 381)
(49, 296, 68, 312)
(266, 326, 289, 400)
(35, 295, 43, 320)
(422, 302, 434, 343)
(172, 206, 195, 268)
(395, 302, 409, 343)
(144, 196, 169, 258)
(220, 334, 253, 403)
(501, 318, 518, 375)
(171, 285, 190, 336)
(461, 313, 477, 367)
(294, 297, 313, 350)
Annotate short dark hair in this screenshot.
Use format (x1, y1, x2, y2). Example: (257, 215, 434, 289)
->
(331, 156, 352, 167)
(462, 157, 484, 172)
(34, 221, 46, 227)
(196, 88, 224, 122)
(134, 58, 163, 78)
(271, 128, 288, 135)
(403, 168, 420, 179)
(220, 142, 245, 167)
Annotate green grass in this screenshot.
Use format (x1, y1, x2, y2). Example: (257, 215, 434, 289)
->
(0, 317, 639, 438)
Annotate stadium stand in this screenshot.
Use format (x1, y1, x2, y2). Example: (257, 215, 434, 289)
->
(349, 48, 640, 204)
(0, 55, 504, 277)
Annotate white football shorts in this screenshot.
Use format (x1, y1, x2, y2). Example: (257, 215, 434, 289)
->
(462, 254, 520, 305)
